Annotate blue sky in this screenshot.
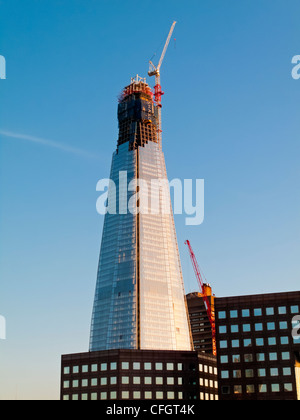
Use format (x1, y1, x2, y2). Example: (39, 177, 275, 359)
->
(0, 0, 299, 399)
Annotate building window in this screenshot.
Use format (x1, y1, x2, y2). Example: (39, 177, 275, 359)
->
(267, 322, 275, 331)
(122, 362, 129, 370)
(167, 392, 175, 399)
(231, 325, 239, 333)
(63, 381, 69, 389)
(91, 392, 98, 400)
(234, 385, 242, 394)
(122, 391, 130, 399)
(133, 391, 141, 399)
(72, 366, 79, 374)
(91, 364, 97, 372)
(156, 377, 163, 385)
(167, 377, 174, 385)
(156, 391, 164, 399)
(271, 384, 280, 393)
(246, 385, 255, 394)
(72, 394, 79, 400)
(242, 309, 250, 317)
(291, 305, 299, 314)
(279, 321, 288, 330)
(145, 391, 152, 399)
(219, 326, 227, 334)
(110, 362, 117, 371)
(220, 355, 228, 364)
(232, 340, 240, 348)
(218, 311, 226, 319)
(242, 324, 251, 333)
(110, 377, 117, 385)
(282, 352, 290, 360)
(244, 354, 253, 363)
(167, 363, 174, 371)
(72, 380, 79, 388)
(63, 367, 70, 375)
(178, 363, 183, 371)
(155, 362, 163, 371)
(258, 368, 266, 377)
(110, 391, 117, 400)
(255, 323, 263, 332)
(270, 368, 279, 377)
(283, 367, 292, 376)
(278, 306, 286, 315)
(91, 378, 98, 386)
(82, 393, 88, 400)
(230, 310, 238, 319)
(259, 384, 267, 393)
(144, 362, 152, 370)
(145, 377, 152, 385)
(266, 307, 274, 316)
(100, 378, 106, 386)
(81, 379, 88, 387)
(254, 308, 262, 316)
(256, 353, 265, 362)
(245, 369, 254, 378)
(233, 370, 242, 378)
(220, 340, 228, 349)
(101, 363, 108, 371)
(256, 338, 264, 346)
(284, 383, 293, 392)
(281, 336, 289, 345)
(133, 377, 140, 385)
(269, 352, 278, 361)
(244, 339, 252, 347)
(122, 377, 130, 385)
(268, 337, 276, 346)
(232, 354, 241, 363)
(221, 386, 230, 395)
(221, 371, 229, 379)
(82, 365, 88, 373)
(100, 392, 107, 400)
(133, 362, 140, 370)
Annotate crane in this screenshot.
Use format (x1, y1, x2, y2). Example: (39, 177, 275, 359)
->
(185, 240, 217, 356)
(148, 21, 177, 147)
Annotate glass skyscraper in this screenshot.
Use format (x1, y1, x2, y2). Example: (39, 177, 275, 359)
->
(90, 76, 192, 352)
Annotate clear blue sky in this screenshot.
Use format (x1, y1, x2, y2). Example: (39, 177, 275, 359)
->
(0, 0, 299, 400)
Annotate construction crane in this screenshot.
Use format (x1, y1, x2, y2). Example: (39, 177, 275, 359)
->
(185, 240, 217, 356)
(148, 20, 177, 147)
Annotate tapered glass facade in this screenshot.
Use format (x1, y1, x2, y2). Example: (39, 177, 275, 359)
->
(90, 77, 192, 352)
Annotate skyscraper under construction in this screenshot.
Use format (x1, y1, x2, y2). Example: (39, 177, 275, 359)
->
(89, 76, 192, 352)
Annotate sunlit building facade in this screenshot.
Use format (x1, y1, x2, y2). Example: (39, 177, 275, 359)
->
(89, 76, 192, 352)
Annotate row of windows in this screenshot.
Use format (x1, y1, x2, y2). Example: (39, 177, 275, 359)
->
(221, 383, 294, 395)
(63, 376, 188, 389)
(218, 305, 299, 320)
(63, 361, 184, 375)
(220, 350, 291, 362)
(220, 337, 294, 350)
(220, 366, 292, 379)
(220, 353, 291, 364)
(219, 321, 291, 334)
(63, 390, 184, 401)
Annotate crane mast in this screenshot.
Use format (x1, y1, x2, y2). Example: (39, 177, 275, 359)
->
(185, 240, 217, 356)
(148, 21, 177, 147)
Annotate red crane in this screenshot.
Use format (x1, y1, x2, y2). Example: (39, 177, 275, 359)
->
(185, 240, 217, 356)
